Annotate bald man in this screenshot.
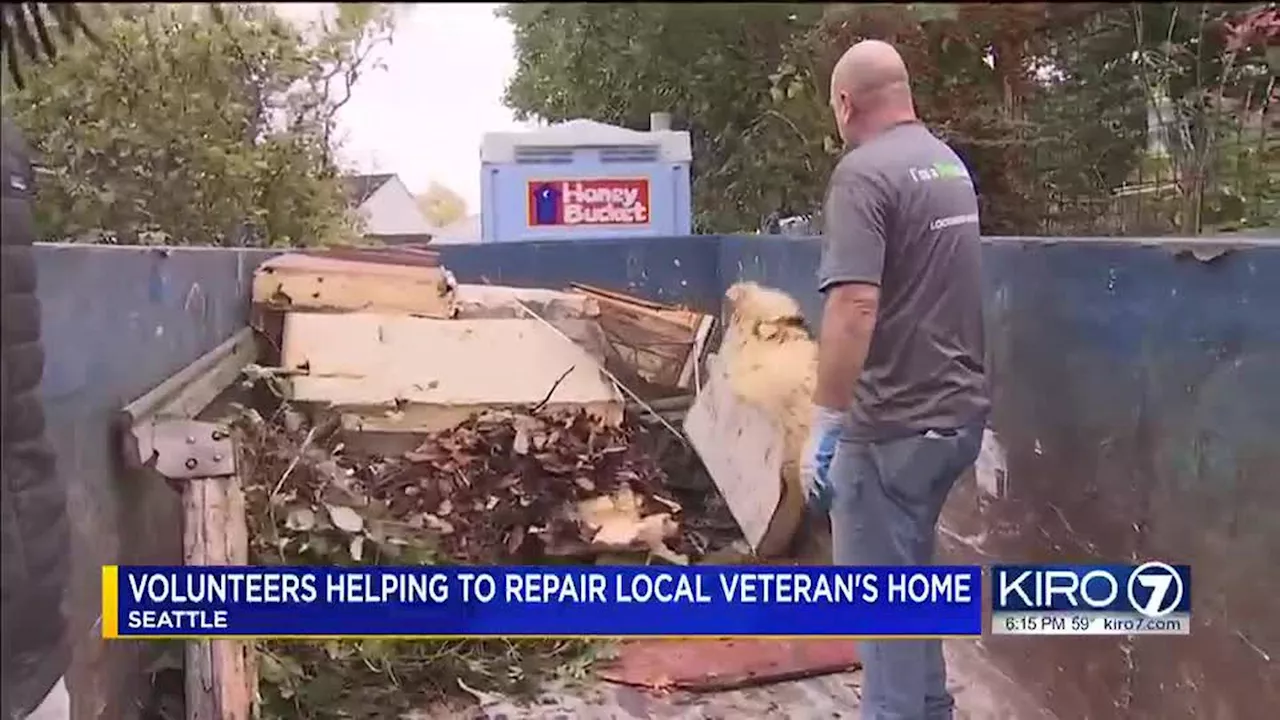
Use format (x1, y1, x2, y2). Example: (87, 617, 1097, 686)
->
(800, 40, 989, 720)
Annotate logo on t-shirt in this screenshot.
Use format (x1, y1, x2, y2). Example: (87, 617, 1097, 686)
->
(908, 162, 972, 185)
(527, 179, 651, 227)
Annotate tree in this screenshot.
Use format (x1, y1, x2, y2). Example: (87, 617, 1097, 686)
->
(1, 3, 396, 246)
(501, 2, 1064, 234)
(415, 182, 468, 228)
(501, 2, 828, 234)
(502, 2, 1276, 236)
(1028, 3, 1277, 234)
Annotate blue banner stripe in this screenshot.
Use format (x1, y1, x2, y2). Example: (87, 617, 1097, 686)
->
(108, 565, 983, 638)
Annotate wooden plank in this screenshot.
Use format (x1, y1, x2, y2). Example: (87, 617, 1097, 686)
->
(281, 313, 622, 432)
(595, 310, 691, 361)
(569, 284, 712, 391)
(587, 293, 701, 337)
(571, 283, 703, 331)
(677, 314, 716, 390)
(569, 283, 675, 312)
(183, 472, 253, 720)
(252, 254, 455, 317)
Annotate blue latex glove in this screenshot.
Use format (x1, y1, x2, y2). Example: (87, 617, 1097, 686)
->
(801, 405, 844, 514)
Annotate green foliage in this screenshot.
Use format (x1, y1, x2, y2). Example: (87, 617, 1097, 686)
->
(501, 3, 830, 233)
(501, 2, 1278, 236)
(2, 3, 395, 246)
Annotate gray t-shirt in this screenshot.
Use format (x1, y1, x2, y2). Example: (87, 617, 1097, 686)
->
(818, 121, 989, 441)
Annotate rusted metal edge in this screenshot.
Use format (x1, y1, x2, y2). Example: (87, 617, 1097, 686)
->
(118, 327, 259, 479)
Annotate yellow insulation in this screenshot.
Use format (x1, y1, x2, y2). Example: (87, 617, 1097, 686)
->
(720, 282, 830, 561)
(721, 281, 818, 487)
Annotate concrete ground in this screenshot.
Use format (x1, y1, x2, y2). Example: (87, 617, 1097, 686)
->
(430, 641, 1055, 720)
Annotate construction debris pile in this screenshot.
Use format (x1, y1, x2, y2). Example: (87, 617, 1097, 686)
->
(245, 407, 728, 568)
(240, 248, 739, 717)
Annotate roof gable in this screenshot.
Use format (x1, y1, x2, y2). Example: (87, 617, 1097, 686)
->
(343, 173, 396, 207)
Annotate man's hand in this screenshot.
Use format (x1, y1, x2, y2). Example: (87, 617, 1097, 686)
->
(801, 405, 845, 514)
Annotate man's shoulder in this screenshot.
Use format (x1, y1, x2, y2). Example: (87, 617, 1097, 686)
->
(830, 144, 878, 184)
(833, 124, 944, 182)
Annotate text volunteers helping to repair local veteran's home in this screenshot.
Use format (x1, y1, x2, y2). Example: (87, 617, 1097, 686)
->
(802, 39, 990, 720)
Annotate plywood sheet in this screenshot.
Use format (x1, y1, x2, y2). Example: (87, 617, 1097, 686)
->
(281, 313, 622, 431)
(253, 253, 454, 317)
(684, 353, 798, 557)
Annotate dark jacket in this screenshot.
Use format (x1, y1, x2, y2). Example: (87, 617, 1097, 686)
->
(1, 114, 70, 719)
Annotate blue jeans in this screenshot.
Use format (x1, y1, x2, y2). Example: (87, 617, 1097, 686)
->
(829, 423, 985, 720)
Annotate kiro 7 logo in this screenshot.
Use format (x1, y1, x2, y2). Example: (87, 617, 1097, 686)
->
(1127, 562, 1184, 619)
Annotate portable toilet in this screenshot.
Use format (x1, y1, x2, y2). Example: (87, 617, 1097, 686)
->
(479, 114, 693, 243)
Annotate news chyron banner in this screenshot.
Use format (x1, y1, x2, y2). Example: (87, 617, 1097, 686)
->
(991, 562, 1192, 636)
(102, 566, 983, 639)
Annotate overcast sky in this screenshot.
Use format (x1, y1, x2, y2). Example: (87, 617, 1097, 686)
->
(279, 3, 535, 211)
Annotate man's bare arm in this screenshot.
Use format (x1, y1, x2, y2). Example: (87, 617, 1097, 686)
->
(814, 282, 880, 410)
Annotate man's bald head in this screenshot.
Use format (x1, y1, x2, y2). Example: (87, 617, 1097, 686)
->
(829, 40, 917, 147)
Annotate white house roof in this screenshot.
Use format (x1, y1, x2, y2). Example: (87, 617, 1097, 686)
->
(481, 119, 691, 163)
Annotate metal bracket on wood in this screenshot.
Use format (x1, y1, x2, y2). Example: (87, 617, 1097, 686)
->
(132, 419, 237, 480)
(119, 327, 258, 483)
(116, 326, 261, 720)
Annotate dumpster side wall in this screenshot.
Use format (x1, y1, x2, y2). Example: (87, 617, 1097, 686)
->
(33, 235, 1280, 719)
(720, 233, 1280, 719)
(33, 244, 275, 719)
(433, 234, 723, 310)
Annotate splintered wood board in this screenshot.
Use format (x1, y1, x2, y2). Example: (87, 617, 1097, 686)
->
(570, 283, 713, 390)
(252, 253, 454, 317)
(281, 313, 622, 431)
(683, 353, 799, 557)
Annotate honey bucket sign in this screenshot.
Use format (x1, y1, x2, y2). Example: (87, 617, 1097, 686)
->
(527, 178, 651, 227)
